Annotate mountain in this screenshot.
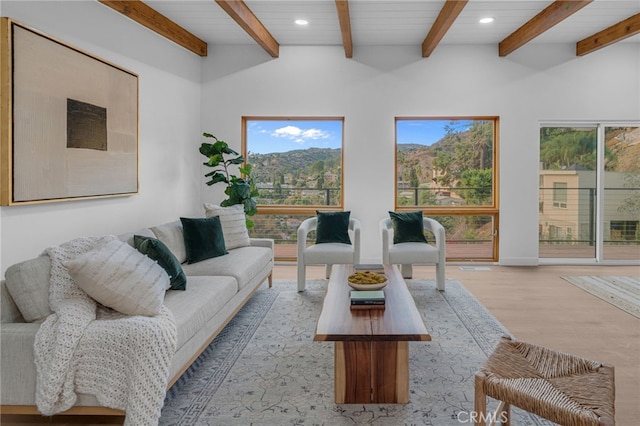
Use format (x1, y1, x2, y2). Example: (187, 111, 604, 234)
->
(248, 148, 341, 183)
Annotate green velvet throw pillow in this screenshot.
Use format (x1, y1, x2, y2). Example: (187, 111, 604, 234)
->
(316, 211, 351, 245)
(180, 216, 228, 264)
(134, 235, 187, 291)
(389, 210, 428, 244)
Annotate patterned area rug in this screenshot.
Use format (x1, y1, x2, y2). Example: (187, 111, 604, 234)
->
(561, 275, 640, 319)
(161, 280, 554, 425)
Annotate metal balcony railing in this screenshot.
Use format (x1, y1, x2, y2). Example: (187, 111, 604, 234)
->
(255, 186, 340, 206)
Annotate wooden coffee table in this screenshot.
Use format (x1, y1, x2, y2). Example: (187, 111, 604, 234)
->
(313, 264, 431, 404)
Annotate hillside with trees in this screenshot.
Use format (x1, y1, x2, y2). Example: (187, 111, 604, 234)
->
(398, 120, 494, 206)
(248, 147, 342, 205)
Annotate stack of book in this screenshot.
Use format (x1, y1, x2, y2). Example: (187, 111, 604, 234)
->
(354, 263, 385, 273)
(350, 290, 385, 310)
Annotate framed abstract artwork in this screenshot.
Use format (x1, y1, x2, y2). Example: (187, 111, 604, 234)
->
(0, 18, 139, 206)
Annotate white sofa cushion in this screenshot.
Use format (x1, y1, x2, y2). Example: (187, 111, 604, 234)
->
(4, 256, 52, 323)
(64, 239, 170, 316)
(181, 246, 272, 290)
(163, 275, 237, 349)
(203, 203, 251, 250)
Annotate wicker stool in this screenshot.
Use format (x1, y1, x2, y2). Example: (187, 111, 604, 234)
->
(474, 336, 615, 426)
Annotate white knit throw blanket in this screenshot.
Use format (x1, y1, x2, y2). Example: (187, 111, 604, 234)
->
(34, 235, 177, 426)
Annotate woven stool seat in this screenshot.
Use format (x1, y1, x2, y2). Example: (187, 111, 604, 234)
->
(475, 336, 615, 426)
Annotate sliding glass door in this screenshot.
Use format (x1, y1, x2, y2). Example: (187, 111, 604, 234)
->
(539, 123, 639, 262)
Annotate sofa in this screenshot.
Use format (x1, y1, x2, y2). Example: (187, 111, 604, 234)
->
(0, 215, 274, 421)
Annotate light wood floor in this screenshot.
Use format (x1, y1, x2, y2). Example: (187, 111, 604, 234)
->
(283, 263, 640, 426)
(4, 263, 638, 425)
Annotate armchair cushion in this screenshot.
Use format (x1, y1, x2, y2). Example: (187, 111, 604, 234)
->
(389, 210, 428, 244)
(316, 211, 351, 245)
(180, 216, 228, 264)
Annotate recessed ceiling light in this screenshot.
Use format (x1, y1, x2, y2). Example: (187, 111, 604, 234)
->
(479, 17, 494, 24)
(295, 19, 308, 26)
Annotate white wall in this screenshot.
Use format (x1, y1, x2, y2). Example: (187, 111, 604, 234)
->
(0, 1, 203, 272)
(201, 43, 640, 265)
(1, 1, 638, 271)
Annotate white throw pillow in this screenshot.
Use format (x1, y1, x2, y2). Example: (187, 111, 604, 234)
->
(64, 239, 170, 316)
(203, 203, 251, 250)
(150, 221, 187, 263)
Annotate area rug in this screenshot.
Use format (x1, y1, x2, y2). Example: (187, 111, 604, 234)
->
(561, 275, 640, 319)
(161, 280, 554, 425)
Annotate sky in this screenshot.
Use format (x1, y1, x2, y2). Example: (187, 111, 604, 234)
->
(247, 120, 343, 154)
(246, 119, 474, 153)
(396, 119, 473, 146)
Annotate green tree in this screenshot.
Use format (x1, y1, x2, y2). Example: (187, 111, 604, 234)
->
(540, 129, 597, 170)
(468, 121, 493, 169)
(409, 167, 419, 188)
(311, 160, 325, 175)
(459, 169, 492, 205)
(433, 150, 453, 187)
(418, 186, 437, 205)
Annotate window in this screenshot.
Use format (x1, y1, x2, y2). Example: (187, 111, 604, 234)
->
(610, 221, 638, 241)
(395, 117, 499, 261)
(243, 117, 344, 259)
(552, 182, 567, 208)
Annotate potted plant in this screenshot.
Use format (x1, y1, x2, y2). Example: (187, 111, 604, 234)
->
(199, 132, 258, 228)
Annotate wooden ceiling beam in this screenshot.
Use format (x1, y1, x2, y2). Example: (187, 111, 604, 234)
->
(577, 13, 640, 56)
(335, 0, 353, 58)
(499, 0, 593, 57)
(422, 0, 468, 57)
(98, 0, 207, 56)
(215, 0, 279, 58)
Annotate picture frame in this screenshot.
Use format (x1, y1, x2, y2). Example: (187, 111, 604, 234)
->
(0, 18, 139, 206)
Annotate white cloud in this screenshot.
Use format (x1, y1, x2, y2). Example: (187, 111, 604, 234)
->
(272, 126, 329, 144)
(302, 128, 329, 139)
(273, 126, 303, 138)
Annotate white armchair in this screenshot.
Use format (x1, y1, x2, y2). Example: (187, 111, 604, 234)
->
(380, 217, 446, 291)
(297, 217, 361, 292)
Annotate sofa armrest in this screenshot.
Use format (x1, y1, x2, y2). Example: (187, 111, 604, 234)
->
(1, 323, 40, 404)
(249, 238, 274, 251)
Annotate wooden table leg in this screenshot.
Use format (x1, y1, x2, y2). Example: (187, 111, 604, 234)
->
(335, 341, 372, 403)
(372, 341, 409, 403)
(334, 341, 410, 404)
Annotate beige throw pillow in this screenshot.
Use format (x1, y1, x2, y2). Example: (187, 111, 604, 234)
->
(64, 239, 170, 316)
(150, 221, 187, 263)
(203, 203, 251, 250)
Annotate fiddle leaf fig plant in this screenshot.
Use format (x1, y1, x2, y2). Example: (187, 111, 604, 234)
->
(199, 132, 258, 228)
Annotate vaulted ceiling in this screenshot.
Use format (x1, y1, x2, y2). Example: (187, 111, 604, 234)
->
(98, 0, 640, 58)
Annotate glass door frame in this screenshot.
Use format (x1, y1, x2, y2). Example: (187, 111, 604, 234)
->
(539, 120, 640, 266)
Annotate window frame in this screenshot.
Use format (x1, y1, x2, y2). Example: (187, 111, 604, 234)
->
(242, 116, 345, 216)
(394, 116, 500, 262)
(553, 182, 568, 208)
